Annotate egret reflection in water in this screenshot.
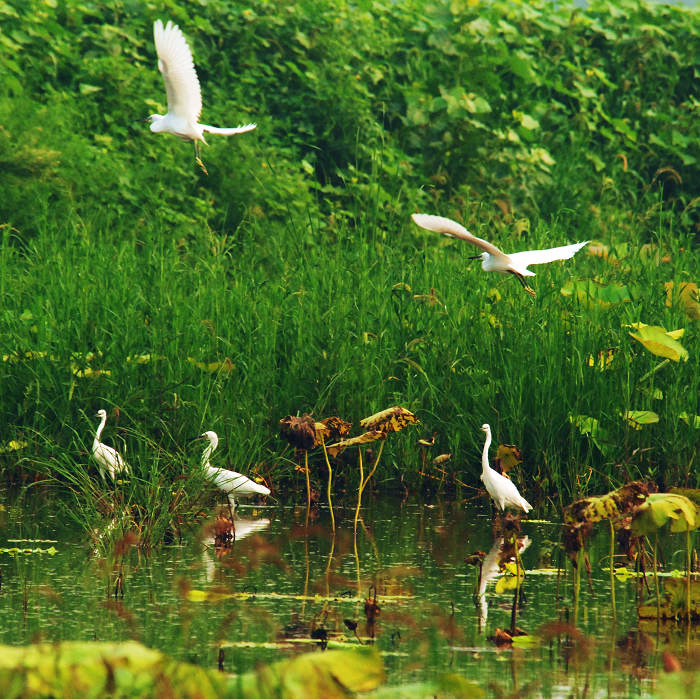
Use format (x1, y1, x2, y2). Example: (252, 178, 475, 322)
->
(202, 516, 272, 582)
(476, 535, 531, 627)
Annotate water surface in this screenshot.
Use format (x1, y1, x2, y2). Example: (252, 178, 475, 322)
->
(0, 495, 694, 696)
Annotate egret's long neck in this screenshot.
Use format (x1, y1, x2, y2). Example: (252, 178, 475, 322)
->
(94, 414, 107, 443)
(481, 431, 492, 474)
(201, 440, 216, 467)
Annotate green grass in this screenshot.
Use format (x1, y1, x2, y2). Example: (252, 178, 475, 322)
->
(0, 0, 698, 515)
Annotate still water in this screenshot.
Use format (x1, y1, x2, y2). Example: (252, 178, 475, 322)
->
(0, 495, 695, 696)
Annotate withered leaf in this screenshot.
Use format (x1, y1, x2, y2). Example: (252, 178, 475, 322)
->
(564, 481, 655, 527)
(494, 444, 523, 474)
(326, 430, 385, 458)
(317, 416, 352, 443)
(279, 414, 317, 451)
(360, 406, 419, 434)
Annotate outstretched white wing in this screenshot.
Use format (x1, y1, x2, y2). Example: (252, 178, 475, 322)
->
(154, 19, 202, 123)
(508, 241, 589, 270)
(201, 123, 257, 135)
(411, 214, 508, 261)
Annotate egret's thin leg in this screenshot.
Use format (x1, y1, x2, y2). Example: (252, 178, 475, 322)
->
(510, 271, 536, 297)
(194, 141, 208, 175)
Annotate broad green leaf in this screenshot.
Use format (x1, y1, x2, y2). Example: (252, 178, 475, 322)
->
(371, 675, 483, 698)
(630, 493, 697, 535)
(242, 646, 385, 697)
(561, 280, 631, 307)
(628, 324, 688, 362)
(513, 110, 539, 130)
(569, 414, 611, 455)
(622, 410, 659, 429)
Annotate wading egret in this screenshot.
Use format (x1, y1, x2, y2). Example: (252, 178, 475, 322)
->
(480, 424, 532, 513)
(147, 19, 256, 173)
(92, 409, 130, 481)
(411, 213, 588, 296)
(198, 431, 270, 509)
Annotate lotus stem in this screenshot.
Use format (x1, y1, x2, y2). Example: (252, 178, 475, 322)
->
(354, 447, 364, 533)
(573, 550, 581, 627)
(654, 532, 660, 624)
(511, 533, 520, 635)
(686, 528, 691, 624)
(304, 450, 310, 528)
(362, 439, 385, 492)
(320, 435, 335, 533)
(353, 526, 361, 596)
(609, 519, 616, 618)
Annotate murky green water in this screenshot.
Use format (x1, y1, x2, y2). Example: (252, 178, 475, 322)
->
(0, 495, 695, 696)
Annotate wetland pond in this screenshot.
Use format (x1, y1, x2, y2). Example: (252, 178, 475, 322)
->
(0, 496, 696, 697)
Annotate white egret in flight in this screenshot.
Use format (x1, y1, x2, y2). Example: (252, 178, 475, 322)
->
(480, 424, 532, 513)
(92, 409, 130, 481)
(198, 431, 271, 509)
(411, 213, 588, 296)
(147, 19, 256, 173)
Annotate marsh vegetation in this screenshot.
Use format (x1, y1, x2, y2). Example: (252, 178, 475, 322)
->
(0, 0, 698, 695)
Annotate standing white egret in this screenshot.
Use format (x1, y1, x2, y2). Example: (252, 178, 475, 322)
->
(411, 213, 588, 296)
(92, 409, 130, 481)
(147, 19, 256, 173)
(480, 424, 532, 513)
(198, 431, 271, 509)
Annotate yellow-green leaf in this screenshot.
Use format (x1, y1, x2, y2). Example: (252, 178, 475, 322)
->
(628, 324, 688, 362)
(187, 357, 235, 374)
(621, 410, 659, 429)
(244, 646, 385, 697)
(630, 493, 698, 535)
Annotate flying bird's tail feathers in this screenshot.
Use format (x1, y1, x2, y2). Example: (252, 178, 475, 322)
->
(201, 123, 257, 136)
